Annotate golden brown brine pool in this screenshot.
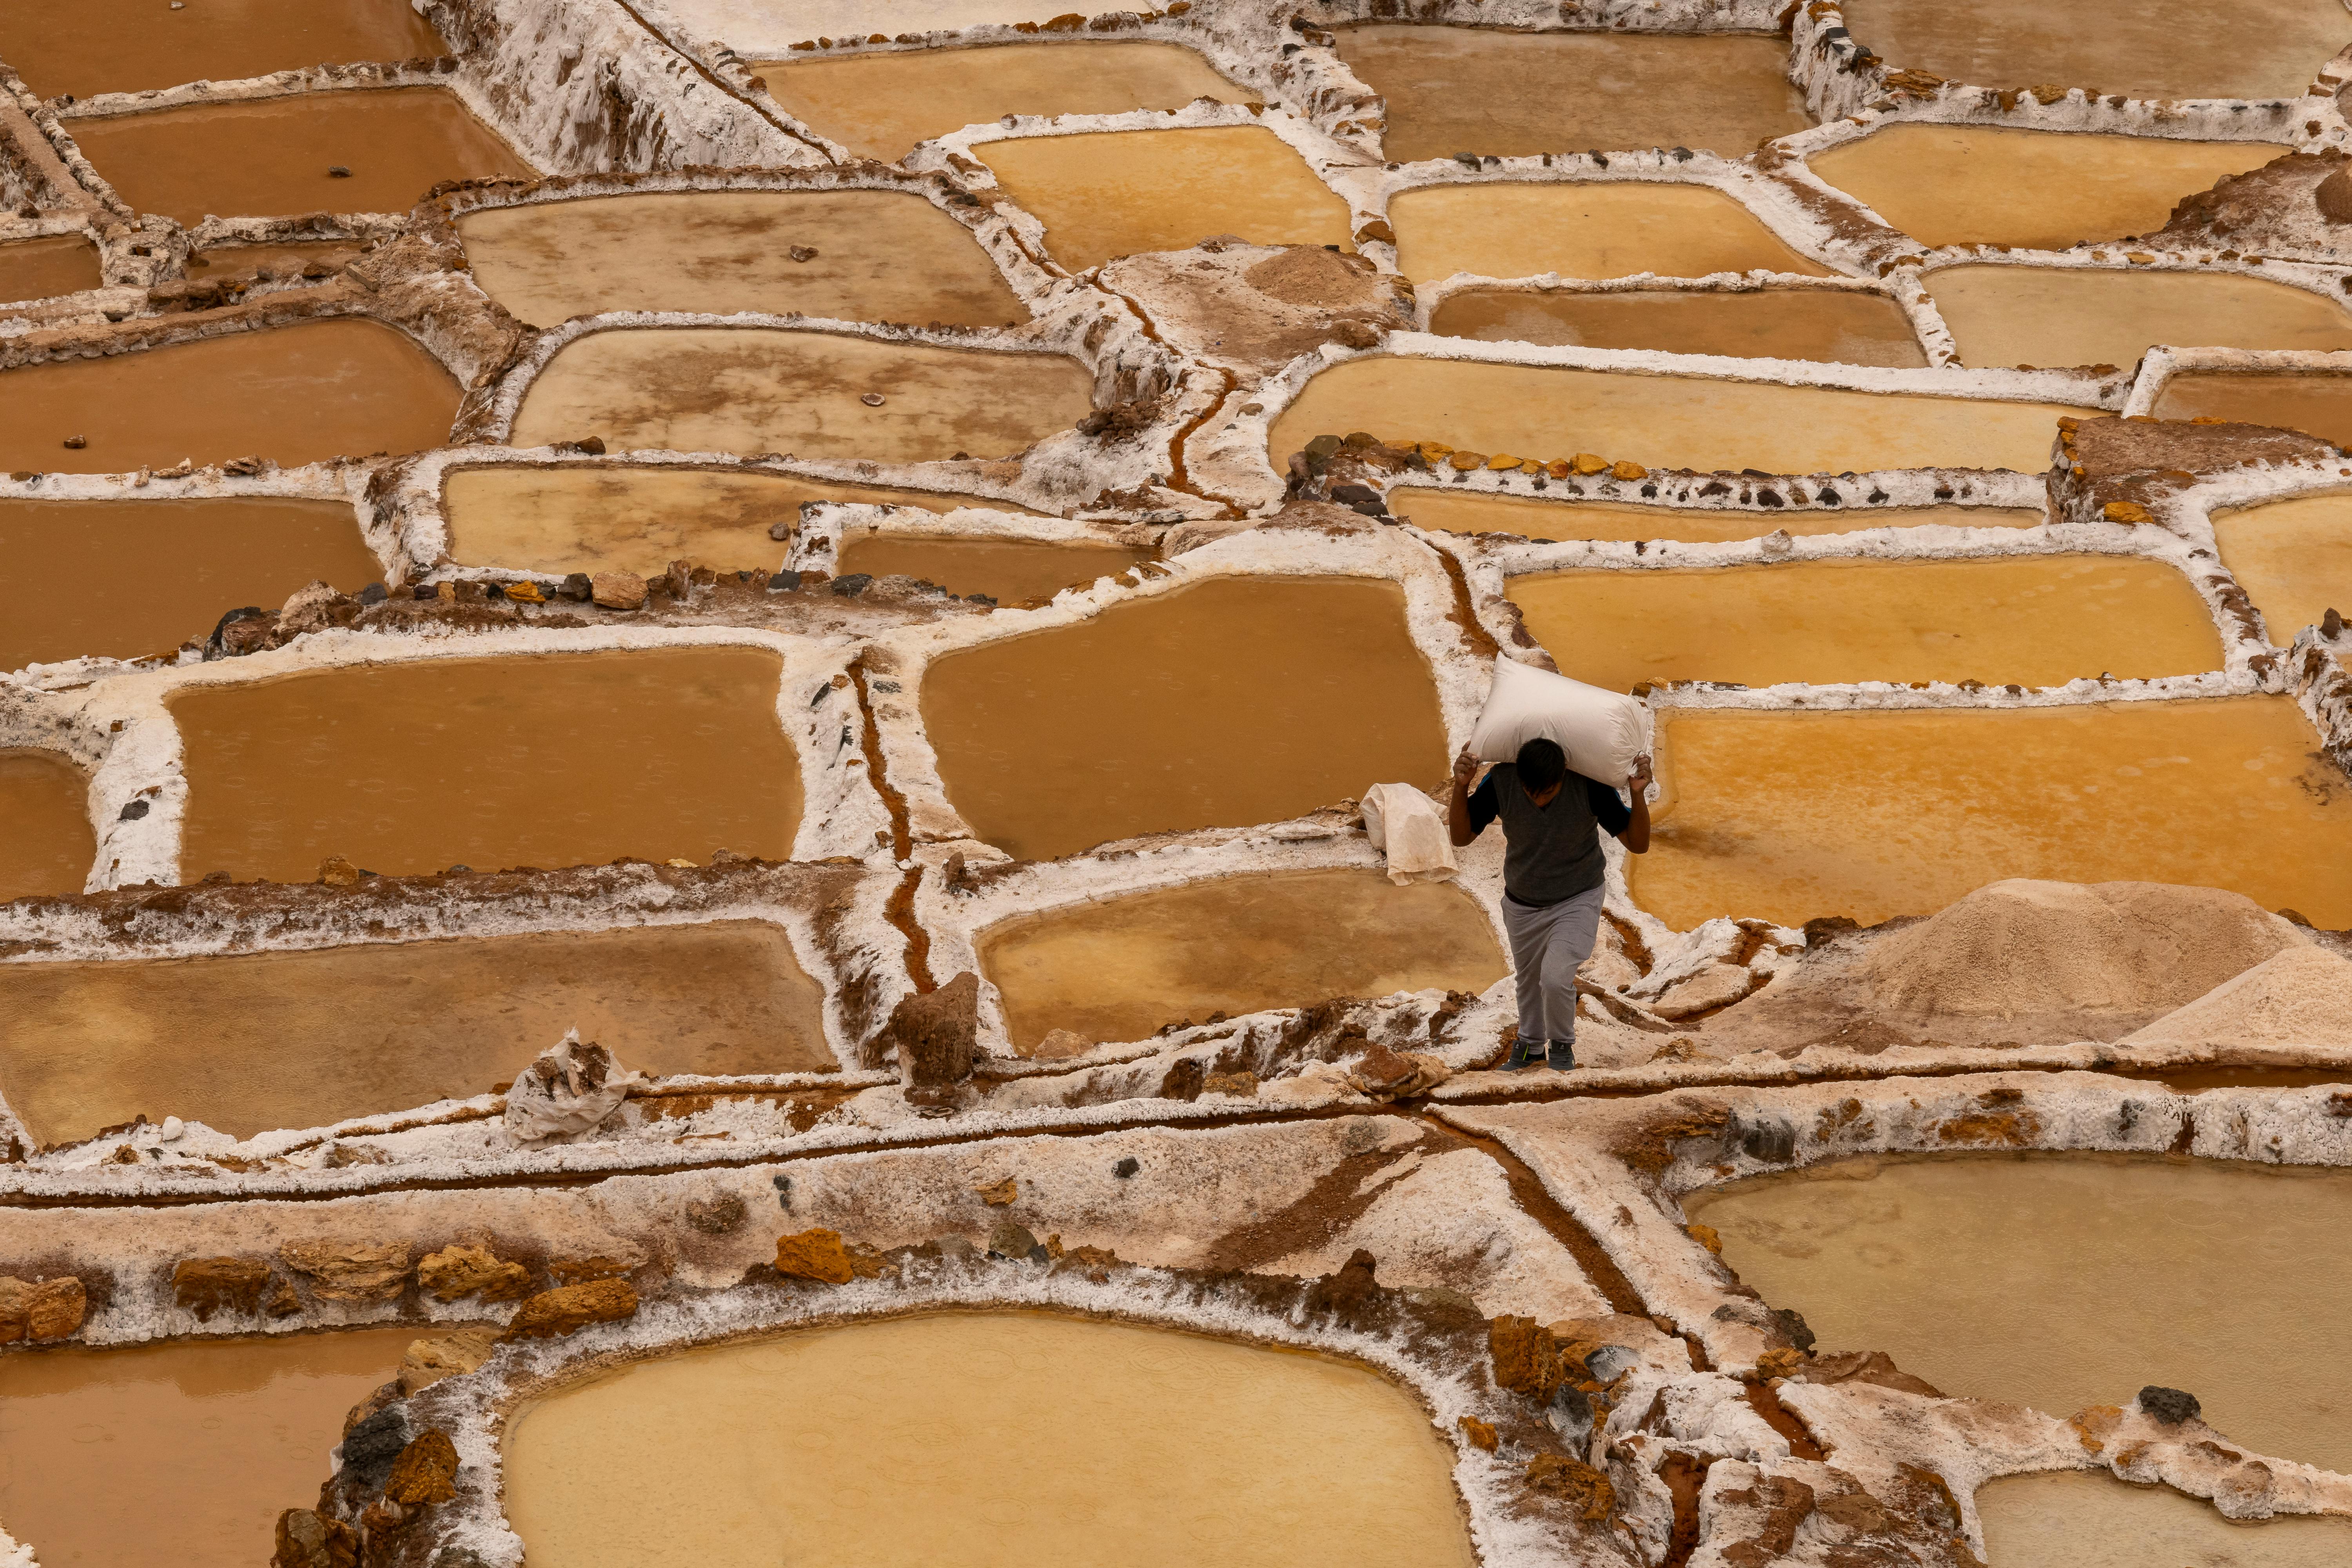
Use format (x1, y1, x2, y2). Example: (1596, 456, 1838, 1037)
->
(0, 497, 381, 671)
(834, 533, 1151, 604)
(1508, 556, 2220, 691)
(1429, 287, 1926, 367)
(0, 749, 93, 903)
(2152, 374, 2352, 449)
(1686, 1154, 2352, 1475)
(456, 190, 1031, 328)
(2210, 491, 2352, 643)
(1976, 1470, 2352, 1567)
(0, 318, 461, 474)
(0, 0, 445, 99)
(0, 1328, 417, 1568)
(0, 234, 102, 304)
(0, 920, 832, 1144)
(170, 647, 802, 883)
(1393, 491, 2042, 541)
(981, 868, 1508, 1051)
(1926, 267, 2352, 371)
(922, 576, 1447, 859)
(1391, 183, 1829, 287)
(1635, 697, 2352, 929)
(502, 1312, 1478, 1568)
(752, 41, 1254, 164)
(510, 329, 1094, 461)
(71, 89, 529, 227)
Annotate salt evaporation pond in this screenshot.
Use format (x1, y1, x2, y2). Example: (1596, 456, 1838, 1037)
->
(2153, 374, 2352, 448)
(1926, 268, 2352, 370)
(833, 533, 1151, 605)
(1430, 287, 1926, 366)
(170, 648, 802, 883)
(980, 868, 1507, 1051)
(921, 576, 1446, 859)
(0, 920, 831, 1145)
(0, 0, 443, 98)
(1634, 697, 2352, 929)
(1686, 1155, 2352, 1475)
(2210, 491, 2352, 642)
(503, 1312, 1478, 1568)
(1976, 1470, 2352, 1568)
(1393, 491, 2041, 541)
(0, 235, 101, 304)
(1390, 183, 1829, 287)
(0, 750, 93, 903)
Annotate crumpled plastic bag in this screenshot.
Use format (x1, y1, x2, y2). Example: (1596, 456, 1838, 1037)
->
(503, 1029, 645, 1144)
(1361, 782, 1458, 885)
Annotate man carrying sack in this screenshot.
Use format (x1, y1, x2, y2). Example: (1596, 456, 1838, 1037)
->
(1447, 658, 1653, 1073)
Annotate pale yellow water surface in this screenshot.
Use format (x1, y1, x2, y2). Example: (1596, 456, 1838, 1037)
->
(443, 466, 1031, 577)
(1686, 1156, 2352, 1474)
(1395, 491, 2041, 541)
(0, 1328, 417, 1568)
(1636, 697, 2352, 928)
(1929, 267, 2352, 370)
(1432, 287, 1925, 365)
(976, 126, 1353, 273)
(1978, 1471, 2352, 1568)
(1510, 556, 2219, 691)
(2211, 491, 2352, 641)
(1392, 183, 1829, 285)
(0, 749, 92, 904)
(456, 190, 1029, 328)
(752, 42, 1253, 163)
(2153, 373, 2352, 448)
(504, 1312, 1477, 1568)
(1336, 27, 1810, 163)
(1271, 359, 2076, 475)
(1839, 0, 2349, 101)
(982, 868, 1507, 1049)
(510, 328, 1093, 460)
(1809, 128, 2284, 250)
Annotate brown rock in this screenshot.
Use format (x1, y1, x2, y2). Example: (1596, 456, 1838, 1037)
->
(1308, 1249, 1381, 1315)
(383, 1430, 459, 1506)
(773, 1227, 855, 1285)
(2316, 164, 2352, 224)
(1490, 1315, 1569, 1399)
(590, 572, 647, 611)
(547, 1250, 641, 1286)
(417, 1243, 531, 1303)
(880, 971, 979, 1089)
(685, 1193, 747, 1234)
(1525, 1452, 1616, 1519)
(1797, 1349, 1942, 1397)
(1755, 1347, 1806, 1379)
(0, 1275, 85, 1342)
(174, 1256, 272, 1320)
(399, 1326, 500, 1396)
(278, 1238, 412, 1302)
(1458, 1415, 1498, 1451)
(317, 856, 360, 888)
(1202, 1068, 1258, 1097)
(503, 1278, 639, 1339)
(974, 1176, 1019, 1206)
(1686, 1223, 1724, 1255)
(264, 1276, 302, 1317)
(273, 1508, 358, 1568)
(1346, 1044, 1449, 1101)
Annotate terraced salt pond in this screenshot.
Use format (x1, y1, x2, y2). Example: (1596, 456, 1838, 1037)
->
(0, 0, 444, 98)
(1390, 183, 1829, 287)
(1808, 128, 2283, 250)
(0, 318, 461, 474)
(1635, 697, 2352, 929)
(1927, 268, 2352, 370)
(456, 190, 1030, 329)
(1270, 359, 2076, 476)
(1430, 287, 1925, 366)
(0, 497, 380, 670)
(0, 750, 93, 903)
(2152, 373, 2352, 448)
(442, 465, 1029, 578)
(70, 89, 527, 227)
(1686, 1155, 2352, 1475)
(0, 920, 831, 1145)
(2211, 491, 2352, 641)
(752, 41, 1252, 163)
(0, 234, 101, 304)
(1978, 1471, 2352, 1567)
(510, 329, 1092, 460)
(1508, 556, 2219, 691)
(1837, 0, 2350, 100)
(0, 1328, 416, 1568)
(980, 868, 1506, 1052)
(170, 648, 801, 884)
(833, 533, 1151, 604)
(1334, 27, 1809, 163)
(976, 127, 1353, 274)
(187, 241, 367, 280)
(504, 1313, 1477, 1568)
(1392, 491, 2041, 541)
(922, 577, 1446, 859)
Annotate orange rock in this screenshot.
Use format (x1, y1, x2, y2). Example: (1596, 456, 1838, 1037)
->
(2102, 500, 2155, 524)
(1486, 453, 1522, 470)
(974, 1177, 1019, 1207)
(1458, 1415, 1499, 1451)
(1686, 1223, 1724, 1255)
(1525, 1452, 1616, 1519)
(1755, 1347, 1806, 1379)
(383, 1430, 459, 1506)
(417, 1244, 532, 1303)
(0, 1276, 85, 1342)
(1489, 1314, 1568, 1398)
(1610, 460, 1648, 481)
(279, 1238, 412, 1302)
(773, 1227, 856, 1285)
(503, 1278, 639, 1339)
(174, 1256, 272, 1320)
(1569, 452, 1608, 475)
(1448, 451, 1485, 470)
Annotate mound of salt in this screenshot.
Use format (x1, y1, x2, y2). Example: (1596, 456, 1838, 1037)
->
(1856, 879, 2307, 1029)
(2122, 944, 2352, 1048)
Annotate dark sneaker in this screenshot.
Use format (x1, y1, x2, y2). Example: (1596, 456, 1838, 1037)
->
(1546, 1040, 1577, 1071)
(1503, 1036, 1543, 1070)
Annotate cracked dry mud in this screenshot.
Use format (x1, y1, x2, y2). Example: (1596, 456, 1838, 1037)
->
(2, 3, 2352, 1568)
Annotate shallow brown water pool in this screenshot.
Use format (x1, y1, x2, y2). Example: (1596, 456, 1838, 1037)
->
(2152, 374, 2352, 448)
(0, 235, 102, 305)
(1393, 492, 2040, 541)
(1391, 183, 1829, 287)
(834, 533, 1149, 604)
(0, 750, 93, 903)
(1431, 287, 1925, 366)
(0, 0, 445, 99)
(1976, 1470, 2352, 1566)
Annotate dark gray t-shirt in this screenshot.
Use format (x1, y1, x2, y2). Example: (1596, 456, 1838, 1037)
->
(1467, 764, 1632, 907)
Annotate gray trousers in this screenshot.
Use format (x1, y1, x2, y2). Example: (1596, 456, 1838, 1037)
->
(1500, 884, 1606, 1047)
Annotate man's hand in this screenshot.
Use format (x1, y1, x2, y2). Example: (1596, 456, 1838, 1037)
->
(1452, 748, 1481, 791)
(1446, 748, 1481, 847)
(1625, 752, 1653, 795)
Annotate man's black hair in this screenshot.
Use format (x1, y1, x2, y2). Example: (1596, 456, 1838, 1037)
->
(1515, 737, 1568, 791)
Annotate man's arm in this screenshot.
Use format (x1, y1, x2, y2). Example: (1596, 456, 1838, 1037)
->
(1448, 748, 1483, 847)
(1616, 753, 1653, 854)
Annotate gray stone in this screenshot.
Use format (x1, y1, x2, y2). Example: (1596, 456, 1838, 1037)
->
(2140, 1386, 2201, 1425)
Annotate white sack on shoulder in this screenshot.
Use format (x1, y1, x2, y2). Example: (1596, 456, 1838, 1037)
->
(1362, 782, 1458, 885)
(503, 1029, 646, 1143)
(1467, 655, 1645, 785)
